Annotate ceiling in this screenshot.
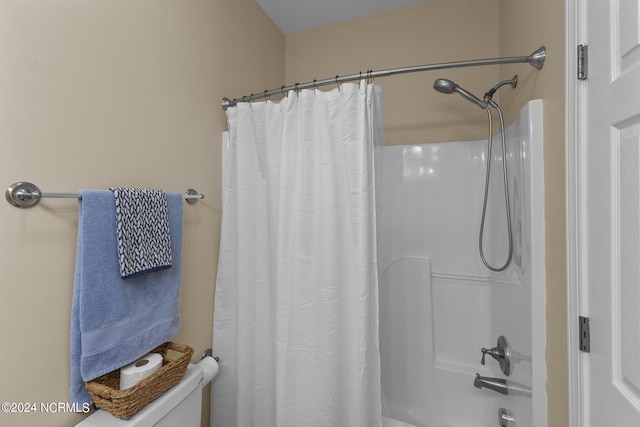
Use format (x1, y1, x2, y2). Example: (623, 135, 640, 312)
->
(255, 0, 432, 34)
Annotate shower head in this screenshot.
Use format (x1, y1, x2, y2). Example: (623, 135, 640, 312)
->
(433, 78, 486, 109)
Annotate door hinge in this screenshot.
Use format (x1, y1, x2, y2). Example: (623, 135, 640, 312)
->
(578, 44, 588, 80)
(579, 316, 591, 352)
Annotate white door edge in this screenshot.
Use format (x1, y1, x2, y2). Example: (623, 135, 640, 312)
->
(566, 0, 589, 426)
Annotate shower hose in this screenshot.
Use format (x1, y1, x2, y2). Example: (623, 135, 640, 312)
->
(478, 100, 513, 272)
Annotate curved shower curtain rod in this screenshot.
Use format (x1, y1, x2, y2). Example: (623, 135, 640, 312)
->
(221, 46, 546, 110)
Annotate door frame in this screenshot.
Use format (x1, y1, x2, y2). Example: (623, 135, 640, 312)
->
(566, 0, 589, 425)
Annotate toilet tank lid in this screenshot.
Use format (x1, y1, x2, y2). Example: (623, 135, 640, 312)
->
(75, 363, 203, 427)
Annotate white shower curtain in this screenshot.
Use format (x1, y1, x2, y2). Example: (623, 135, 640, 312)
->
(212, 81, 383, 427)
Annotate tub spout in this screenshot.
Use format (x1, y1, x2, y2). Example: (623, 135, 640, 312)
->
(474, 373, 508, 395)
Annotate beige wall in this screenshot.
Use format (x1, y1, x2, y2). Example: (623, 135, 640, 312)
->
(0, 1, 283, 426)
(285, 0, 501, 146)
(287, 0, 567, 425)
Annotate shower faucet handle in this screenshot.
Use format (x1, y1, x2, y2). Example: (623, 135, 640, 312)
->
(480, 346, 504, 365)
(480, 336, 512, 376)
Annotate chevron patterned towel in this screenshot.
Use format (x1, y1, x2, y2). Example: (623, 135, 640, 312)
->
(110, 188, 173, 278)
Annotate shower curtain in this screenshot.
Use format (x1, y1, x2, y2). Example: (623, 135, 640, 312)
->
(212, 81, 383, 427)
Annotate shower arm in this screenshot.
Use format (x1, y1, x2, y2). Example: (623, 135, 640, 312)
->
(483, 75, 518, 104)
(221, 47, 546, 109)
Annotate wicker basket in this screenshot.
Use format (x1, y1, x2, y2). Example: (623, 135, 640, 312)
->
(85, 342, 194, 419)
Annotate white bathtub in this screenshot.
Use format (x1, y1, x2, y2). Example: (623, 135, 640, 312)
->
(377, 100, 545, 427)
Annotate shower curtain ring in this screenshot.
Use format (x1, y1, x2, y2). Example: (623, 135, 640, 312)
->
(264, 90, 269, 103)
(281, 86, 286, 96)
(335, 75, 341, 91)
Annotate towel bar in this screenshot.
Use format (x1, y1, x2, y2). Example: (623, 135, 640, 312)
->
(5, 181, 204, 208)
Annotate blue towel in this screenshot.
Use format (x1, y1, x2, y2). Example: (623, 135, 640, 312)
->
(70, 191, 183, 406)
(111, 188, 173, 279)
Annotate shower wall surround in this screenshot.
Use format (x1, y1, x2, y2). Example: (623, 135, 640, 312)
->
(378, 100, 545, 427)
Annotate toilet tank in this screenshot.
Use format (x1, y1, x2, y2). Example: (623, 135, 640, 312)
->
(75, 363, 204, 427)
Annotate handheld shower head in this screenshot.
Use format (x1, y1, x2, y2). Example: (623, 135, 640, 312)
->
(433, 78, 457, 94)
(433, 78, 486, 109)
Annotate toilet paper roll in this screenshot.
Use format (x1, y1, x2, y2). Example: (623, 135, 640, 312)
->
(119, 353, 163, 390)
(197, 357, 219, 386)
